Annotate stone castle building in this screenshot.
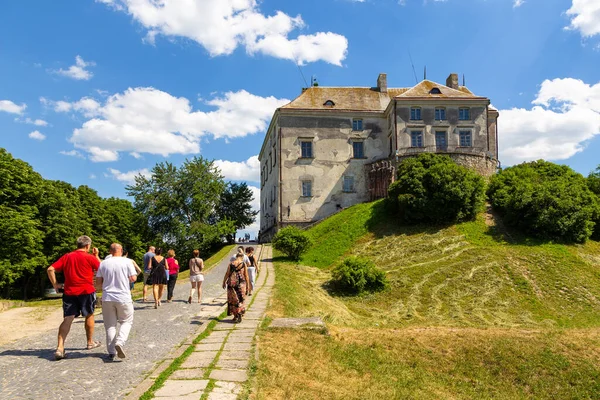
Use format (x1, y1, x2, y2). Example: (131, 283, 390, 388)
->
(258, 73, 499, 242)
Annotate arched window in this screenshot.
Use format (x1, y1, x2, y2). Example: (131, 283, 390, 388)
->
(323, 100, 335, 107)
(429, 87, 442, 94)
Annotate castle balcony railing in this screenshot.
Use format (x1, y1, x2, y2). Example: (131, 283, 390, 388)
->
(396, 146, 489, 158)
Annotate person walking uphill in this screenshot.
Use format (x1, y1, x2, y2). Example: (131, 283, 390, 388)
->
(188, 249, 204, 304)
(166, 249, 179, 303)
(149, 248, 168, 309)
(46, 235, 102, 361)
(142, 246, 155, 302)
(95, 243, 138, 360)
(222, 252, 249, 323)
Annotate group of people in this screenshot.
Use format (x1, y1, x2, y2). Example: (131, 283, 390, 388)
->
(223, 246, 259, 323)
(46, 236, 207, 361)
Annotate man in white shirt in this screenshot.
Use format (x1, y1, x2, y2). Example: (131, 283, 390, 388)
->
(95, 243, 137, 360)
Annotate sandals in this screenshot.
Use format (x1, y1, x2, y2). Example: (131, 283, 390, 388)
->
(54, 349, 66, 361)
(86, 341, 101, 350)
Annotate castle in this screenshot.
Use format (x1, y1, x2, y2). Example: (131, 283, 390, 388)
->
(258, 73, 499, 242)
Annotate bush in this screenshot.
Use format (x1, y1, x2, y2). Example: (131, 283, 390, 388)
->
(331, 257, 388, 294)
(387, 153, 486, 224)
(272, 226, 312, 260)
(488, 160, 599, 243)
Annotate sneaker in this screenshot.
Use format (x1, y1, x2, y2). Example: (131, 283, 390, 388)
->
(107, 354, 116, 361)
(115, 344, 126, 359)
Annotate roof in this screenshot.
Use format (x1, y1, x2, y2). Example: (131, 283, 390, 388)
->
(280, 80, 486, 112)
(395, 80, 483, 99)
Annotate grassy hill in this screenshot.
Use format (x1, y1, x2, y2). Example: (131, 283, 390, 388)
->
(253, 201, 600, 399)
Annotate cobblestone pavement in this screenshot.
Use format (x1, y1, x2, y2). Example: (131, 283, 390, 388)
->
(0, 246, 254, 400)
(128, 245, 275, 400)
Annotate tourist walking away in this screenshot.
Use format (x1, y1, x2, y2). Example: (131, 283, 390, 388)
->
(245, 247, 258, 295)
(123, 250, 142, 292)
(222, 252, 249, 323)
(95, 243, 138, 360)
(149, 248, 168, 308)
(166, 249, 179, 302)
(46, 235, 102, 360)
(188, 249, 204, 304)
(142, 246, 155, 302)
(230, 246, 250, 266)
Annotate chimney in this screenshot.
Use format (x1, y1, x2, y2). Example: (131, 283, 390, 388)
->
(446, 73, 459, 89)
(377, 73, 387, 93)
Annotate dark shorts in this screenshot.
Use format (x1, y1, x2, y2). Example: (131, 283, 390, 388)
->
(62, 293, 96, 318)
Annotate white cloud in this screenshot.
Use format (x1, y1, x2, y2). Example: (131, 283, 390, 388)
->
(566, 0, 600, 38)
(59, 150, 85, 158)
(55, 55, 96, 80)
(46, 87, 288, 162)
(499, 77, 600, 165)
(0, 100, 26, 115)
(513, 0, 524, 7)
(89, 174, 97, 179)
(28, 130, 46, 141)
(17, 117, 49, 126)
(97, 0, 348, 66)
(106, 168, 152, 184)
(214, 155, 260, 182)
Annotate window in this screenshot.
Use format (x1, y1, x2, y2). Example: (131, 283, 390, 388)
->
(410, 107, 422, 121)
(301, 180, 312, 197)
(323, 100, 335, 107)
(352, 141, 365, 159)
(429, 88, 442, 94)
(459, 107, 471, 121)
(435, 107, 446, 121)
(435, 131, 447, 150)
(300, 140, 313, 158)
(261, 166, 265, 187)
(272, 149, 276, 167)
(352, 119, 363, 131)
(389, 136, 393, 156)
(459, 130, 472, 147)
(410, 131, 424, 148)
(268, 152, 272, 173)
(343, 176, 355, 193)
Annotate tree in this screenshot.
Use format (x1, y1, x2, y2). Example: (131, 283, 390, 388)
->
(217, 182, 258, 243)
(488, 160, 599, 243)
(127, 156, 234, 258)
(387, 153, 485, 224)
(588, 166, 600, 240)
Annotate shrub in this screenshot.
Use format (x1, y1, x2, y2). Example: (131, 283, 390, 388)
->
(272, 226, 312, 260)
(331, 257, 388, 294)
(387, 153, 486, 224)
(488, 160, 599, 243)
(588, 166, 600, 240)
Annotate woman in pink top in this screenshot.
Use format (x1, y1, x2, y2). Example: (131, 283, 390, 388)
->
(165, 249, 180, 303)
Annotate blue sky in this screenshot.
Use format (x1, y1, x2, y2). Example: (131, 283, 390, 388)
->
(1, 0, 600, 236)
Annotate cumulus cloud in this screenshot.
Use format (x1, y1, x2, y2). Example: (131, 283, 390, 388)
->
(46, 87, 288, 162)
(55, 56, 96, 80)
(28, 130, 46, 141)
(513, 0, 524, 7)
(0, 100, 26, 115)
(97, 0, 348, 66)
(566, 0, 600, 38)
(24, 117, 48, 126)
(214, 156, 260, 182)
(59, 150, 85, 158)
(106, 168, 152, 184)
(499, 77, 600, 165)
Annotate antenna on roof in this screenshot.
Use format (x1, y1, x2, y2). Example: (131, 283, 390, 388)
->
(408, 48, 418, 84)
(291, 49, 309, 88)
(311, 75, 319, 87)
(463, 74, 466, 87)
(424, 66, 427, 80)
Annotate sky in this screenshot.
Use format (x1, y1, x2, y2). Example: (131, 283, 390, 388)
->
(1, 0, 599, 238)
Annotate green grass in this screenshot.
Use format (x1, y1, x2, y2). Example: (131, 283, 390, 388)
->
(254, 200, 600, 399)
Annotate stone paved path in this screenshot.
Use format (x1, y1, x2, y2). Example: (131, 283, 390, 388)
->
(0, 246, 259, 400)
(129, 245, 275, 400)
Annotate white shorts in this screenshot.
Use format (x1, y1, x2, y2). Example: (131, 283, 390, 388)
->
(190, 274, 204, 283)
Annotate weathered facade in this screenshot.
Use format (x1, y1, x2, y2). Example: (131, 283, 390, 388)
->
(258, 73, 499, 242)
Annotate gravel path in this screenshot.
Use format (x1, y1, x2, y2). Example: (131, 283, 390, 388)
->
(0, 246, 245, 400)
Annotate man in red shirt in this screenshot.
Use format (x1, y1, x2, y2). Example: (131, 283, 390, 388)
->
(47, 235, 102, 360)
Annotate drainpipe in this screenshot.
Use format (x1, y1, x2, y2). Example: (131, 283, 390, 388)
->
(278, 126, 283, 231)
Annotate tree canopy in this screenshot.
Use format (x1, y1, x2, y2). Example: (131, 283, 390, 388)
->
(217, 182, 259, 243)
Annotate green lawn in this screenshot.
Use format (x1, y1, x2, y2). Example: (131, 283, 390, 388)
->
(252, 201, 600, 399)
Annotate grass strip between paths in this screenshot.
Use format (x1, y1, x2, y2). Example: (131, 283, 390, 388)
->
(139, 310, 227, 400)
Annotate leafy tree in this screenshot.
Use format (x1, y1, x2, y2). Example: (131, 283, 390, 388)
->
(387, 153, 485, 224)
(217, 182, 258, 243)
(488, 160, 599, 243)
(588, 166, 600, 240)
(127, 156, 234, 258)
(272, 226, 312, 260)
